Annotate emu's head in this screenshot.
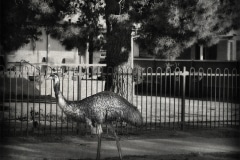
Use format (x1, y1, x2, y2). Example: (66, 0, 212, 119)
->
(47, 73, 61, 93)
(47, 73, 60, 83)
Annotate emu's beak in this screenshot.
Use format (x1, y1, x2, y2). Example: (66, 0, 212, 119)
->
(46, 75, 53, 80)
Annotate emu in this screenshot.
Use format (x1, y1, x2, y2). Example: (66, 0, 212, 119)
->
(48, 73, 142, 160)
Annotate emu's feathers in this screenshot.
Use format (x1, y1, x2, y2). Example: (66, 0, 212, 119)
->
(72, 91, 143, 126)
(52, 75, 142, 126)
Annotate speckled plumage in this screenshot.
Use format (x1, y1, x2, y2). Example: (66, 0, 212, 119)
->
(49, 73, 142, 160)
(51, 74, 143, 128)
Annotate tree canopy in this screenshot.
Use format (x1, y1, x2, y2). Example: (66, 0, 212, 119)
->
(131, 0, 240, 59)
(1, 0, 239, 58)
(0, 0, 78, 53)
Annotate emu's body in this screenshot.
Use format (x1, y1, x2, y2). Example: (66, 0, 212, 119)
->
(49, 74, 142, 160)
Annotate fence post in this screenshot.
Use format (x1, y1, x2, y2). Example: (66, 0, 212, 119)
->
(181, 66, 186, 130)
(78, 66, 81, 101)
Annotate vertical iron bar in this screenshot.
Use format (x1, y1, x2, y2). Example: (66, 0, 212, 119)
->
(238, 68, 240, 126)
(67, 68, 70, 134)
(227, 69, 230, 126)
(78, 66, 82, 134)
(136, 68, 139, 116)
(27, 70, 29, 136)
(214, 70, 217, 128)
(223, 70, 226, 127)
(150, 68, 153, 130)
(21, 72, 23, 135)
(38, 72, 41, 135)
(160, 69, 162, 128)
(141, 69, 143, 129)
(155, 68, 159, 129)
(197, 69, 201, 128)
(1, 70, 5, 136)
(234, 69, 238, 125)
(72, 68, 75, 133)
(79, 66, 82, 99)
(181, 67, 186, 130)
(193, 69, 196, 128)
(8, 71, 11, 135)
(146, 69, 148, 129)
(218, 69, 221, 127)
(61, 71, 64, 135)
(177, 68, 181, 127)
(206, 69, 209, 127)
(44, 70, 47, 135)
(188, 69, 192, 127)
(173, 69, 176, 128)
(132, 68, 134, 132)
(50, 70, 52, 135)
(151, 68, 153, 130)
(178, 69, 181, 126)
(231, 69, 234, 126)
(33, 70, 36, 134)
(169, 68, 171, 128)
(201, 70, 204, 127)
(14, 72, 17, 136)
(214, 69, 219, 128)
(164, 69, 167, 127)
(126, 68, 129, 134)
(56, 69, 58, 134)
(210, 69, 213, 128)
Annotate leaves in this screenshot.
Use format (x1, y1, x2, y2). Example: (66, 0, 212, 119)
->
(0, 0, 73, 53)
(1, 0, 239, 59)
(131, 0, 240, 59)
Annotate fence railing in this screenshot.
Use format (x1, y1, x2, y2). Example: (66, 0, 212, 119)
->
(0, 64, 239, 136)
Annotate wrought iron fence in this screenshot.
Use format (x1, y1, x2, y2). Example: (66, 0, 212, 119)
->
(0, 64, 239, 136)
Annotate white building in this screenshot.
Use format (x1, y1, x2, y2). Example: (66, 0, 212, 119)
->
(132, 30, 240, 61)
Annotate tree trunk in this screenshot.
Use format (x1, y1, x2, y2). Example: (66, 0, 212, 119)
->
(104, 0, 133, 102)
(105, 58, 133, 103)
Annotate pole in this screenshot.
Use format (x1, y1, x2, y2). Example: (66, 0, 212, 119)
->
(46, 33, 49, 63)
(131, 31, 134, 69)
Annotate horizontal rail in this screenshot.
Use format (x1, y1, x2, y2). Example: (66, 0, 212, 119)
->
(0, 65, 239, 137)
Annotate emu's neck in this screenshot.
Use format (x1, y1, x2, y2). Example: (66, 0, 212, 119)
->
(53, 79, 71, 113)
(52, 78, 86, 123)
(53, 80, 61, 96)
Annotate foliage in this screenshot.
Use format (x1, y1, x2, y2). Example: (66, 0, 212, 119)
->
(49, 0, 106, 51)
(0, 0, 73, 53)
(1, 0, 240, 59)
(131, 0, 240, 59)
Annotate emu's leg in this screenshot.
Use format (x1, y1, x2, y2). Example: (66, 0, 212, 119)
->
(96, 124, 103, 160)
(109, 124, 123, 160)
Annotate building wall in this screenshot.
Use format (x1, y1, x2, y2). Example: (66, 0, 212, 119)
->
(216, 40, 228, 60)
(6, 30, 80, 70)
(135, 30, 240, 62)
(237, 40, 240, 60)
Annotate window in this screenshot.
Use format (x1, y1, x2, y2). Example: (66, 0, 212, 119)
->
(42, 57, 46, 62)
(62, 58, 66, 63)
(229, 41, 233, 60)
(195, 45, 217, 60)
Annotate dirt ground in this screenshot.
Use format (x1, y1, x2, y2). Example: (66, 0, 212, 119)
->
(0, 128, 240, 160)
